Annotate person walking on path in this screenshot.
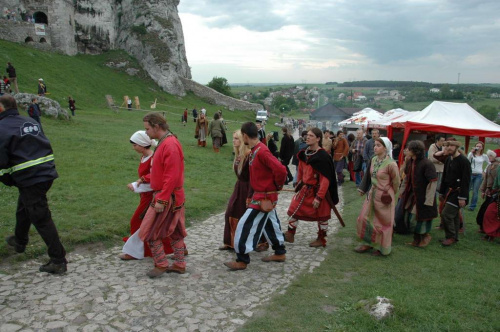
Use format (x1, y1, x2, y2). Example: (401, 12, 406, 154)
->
(400, 141, 438, 248)
(224, 122, 287, 271)
(355, 137, 400, 256)
(438, 139, 471, 246)
(0, 94, 67, 274)
(428, 135, 446, 192)
(350, 129, 367, 186)
(6, 62, 18, 94)
(284, 128, 339, 247)
(220, 130, 252, 250)
(68, 96, 76, 116)
(139, 113, 188, 278)
(332, 130, 349, 186)
(279, 127, 295, 185)
(195, 111, 208, 147)
(27, 97, 42, 126)
(467, 141, 489, 211)
(208, 112, 225, 153)
(119, 131, 173, 261)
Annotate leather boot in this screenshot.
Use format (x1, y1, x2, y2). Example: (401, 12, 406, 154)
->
(284, 228, 296, 243)
(255, 242, 269, 252)
(418, 234, 432, 247)
(406, 233, 421, 247)
(198, 139, 201, 146)
(309, 230, 327, 247)
(147, 266, 168, 278)
(166, 264, 186, 274)
(202, 141, 206, 147)
(224, 261, 247, 270)
(261, 254, 286, 262)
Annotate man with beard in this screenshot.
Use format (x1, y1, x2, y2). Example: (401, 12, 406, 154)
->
(438, 139, 471, 246)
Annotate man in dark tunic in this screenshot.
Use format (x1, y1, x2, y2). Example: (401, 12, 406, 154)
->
(438, 140, 471, 246)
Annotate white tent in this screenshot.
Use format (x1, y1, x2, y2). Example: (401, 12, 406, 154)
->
(338, 108, 384, 129)
(368, 108, 410, 130)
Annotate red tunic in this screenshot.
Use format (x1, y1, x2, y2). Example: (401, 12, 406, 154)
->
(150, 135, 185, 207)
(287, 154, 331, 221)
(248, 142, 287, 209)
(140, 134, 187, 242)
(125, 155, 172, 256)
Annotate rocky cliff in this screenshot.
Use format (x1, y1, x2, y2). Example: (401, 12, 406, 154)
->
(1, 0, 260, 110)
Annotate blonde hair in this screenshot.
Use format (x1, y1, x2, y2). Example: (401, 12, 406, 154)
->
(233, 130, 251, 174)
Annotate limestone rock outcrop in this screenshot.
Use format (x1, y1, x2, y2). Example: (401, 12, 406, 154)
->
(14, 93, 70, 120)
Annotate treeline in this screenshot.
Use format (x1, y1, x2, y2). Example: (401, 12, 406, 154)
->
(338, 80, 500, 93)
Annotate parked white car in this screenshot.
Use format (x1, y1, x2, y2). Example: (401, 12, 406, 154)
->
(256, 110, 268, 122)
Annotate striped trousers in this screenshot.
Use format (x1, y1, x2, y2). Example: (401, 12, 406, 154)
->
(234, 208, 286, 264)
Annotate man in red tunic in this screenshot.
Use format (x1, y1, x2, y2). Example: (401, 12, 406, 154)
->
(285, 128, 339, 247)
(139, 113, 187, 278)
(224, 122, 288, 270)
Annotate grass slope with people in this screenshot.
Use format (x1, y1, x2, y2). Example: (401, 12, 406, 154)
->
(0, 40, 283, 261)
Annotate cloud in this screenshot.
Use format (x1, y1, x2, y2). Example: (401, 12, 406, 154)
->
(178, 0, 500, 83)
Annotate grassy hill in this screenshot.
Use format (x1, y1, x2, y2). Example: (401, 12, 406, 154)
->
(0, 40, 286, 260)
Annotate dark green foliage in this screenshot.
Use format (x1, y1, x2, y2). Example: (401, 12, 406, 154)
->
(207, 76, 233, 97)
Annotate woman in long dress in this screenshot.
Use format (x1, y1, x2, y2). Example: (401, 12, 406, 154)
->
(119, 131, 173, 260)
(482, 168, 500, 241)
(219, 130, 252, 250)
(195, 110, 208, 147)
(355, 137, 400, 256)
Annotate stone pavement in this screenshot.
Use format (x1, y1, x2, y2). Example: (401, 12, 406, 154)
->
(0, 187, 344, 332)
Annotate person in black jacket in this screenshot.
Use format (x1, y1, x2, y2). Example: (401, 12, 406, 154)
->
(0, 95, 67, 274)
(6, 62, 18, 94)
(27, 97, 42, 126)
(279, 127, 295, 185)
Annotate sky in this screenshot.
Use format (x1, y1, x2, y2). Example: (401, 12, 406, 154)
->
(178, 0, 500, 85)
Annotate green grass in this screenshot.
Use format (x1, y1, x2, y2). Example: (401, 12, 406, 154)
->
(242, 181, 500, 332)
(0, 39, 270, 259)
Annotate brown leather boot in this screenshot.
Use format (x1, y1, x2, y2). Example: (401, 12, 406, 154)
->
(261, 254, 286, 262)
(118, 253, 137, 260)
(309, 230, 327, 247)
(224, 261, 247, 270)
(166, 264, 186, 274)
(255, 242, 269, 252)
(146, 266, 168, 278)
(441, 238, 457, 246)
(284, 229, 295, 243)
(418, 234, 432, 247)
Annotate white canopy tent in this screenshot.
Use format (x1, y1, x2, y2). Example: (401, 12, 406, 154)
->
(338, 108, 384, 129)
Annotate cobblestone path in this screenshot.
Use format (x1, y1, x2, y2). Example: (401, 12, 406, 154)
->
(1, 185, 343, 332)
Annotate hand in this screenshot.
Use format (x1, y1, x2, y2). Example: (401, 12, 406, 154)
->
(481, 192, 485, 199)
(127, 183, 135, 192)
(312, 198, 320, 209)
(358, 191, 365, 196)
(438, 195, 444, 202)
(154, 202, 164, 213)
(458, 199, 466, 208)
(246, 198, 251, 208)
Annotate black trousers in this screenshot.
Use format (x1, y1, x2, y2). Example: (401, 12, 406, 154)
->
(15, 181, 66, 264)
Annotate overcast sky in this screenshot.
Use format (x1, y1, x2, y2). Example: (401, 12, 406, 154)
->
(178, 0, 500, 85)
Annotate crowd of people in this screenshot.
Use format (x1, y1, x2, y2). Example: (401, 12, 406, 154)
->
(2, 98, 499, 276)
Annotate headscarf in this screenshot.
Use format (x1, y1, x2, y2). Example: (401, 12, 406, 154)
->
(380, 137, 393, 159)
(130, 130, 156, 148)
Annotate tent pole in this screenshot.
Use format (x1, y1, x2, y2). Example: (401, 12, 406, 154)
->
(399, 126, 412, 165)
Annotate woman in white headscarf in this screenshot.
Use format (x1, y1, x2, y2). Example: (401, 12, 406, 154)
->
(355, 137, 400, 256)
(119, 131, 173, 260)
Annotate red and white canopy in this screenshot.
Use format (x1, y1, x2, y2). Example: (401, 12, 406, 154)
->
(338, 108, 384, 128)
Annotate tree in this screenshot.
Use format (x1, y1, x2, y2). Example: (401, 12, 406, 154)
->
(477, 105, 499, 121)
(207, 76, 233, 97)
